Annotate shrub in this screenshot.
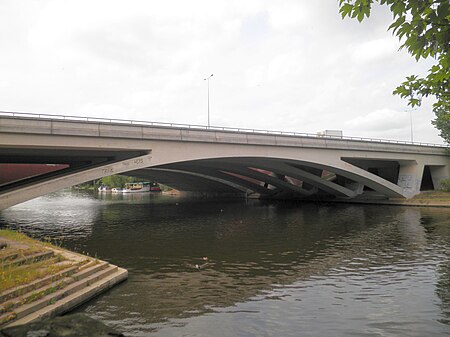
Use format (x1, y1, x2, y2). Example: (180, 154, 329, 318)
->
(439, 179, 450, 192)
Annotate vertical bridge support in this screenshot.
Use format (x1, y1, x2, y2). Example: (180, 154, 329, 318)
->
(397, 161, 424, 198)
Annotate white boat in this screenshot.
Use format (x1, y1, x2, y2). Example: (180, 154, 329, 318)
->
(111, 187, 124, 193)
(123, 182, 151, 193)
(98, 185, 111, 193)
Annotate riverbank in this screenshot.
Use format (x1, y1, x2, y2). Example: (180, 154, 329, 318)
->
(0, 230, 127, 329)
(335, 191, 450, 207)
(395, 191, 450, 206)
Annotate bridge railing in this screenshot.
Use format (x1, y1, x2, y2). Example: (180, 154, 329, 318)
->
(0, 110, 447, 148)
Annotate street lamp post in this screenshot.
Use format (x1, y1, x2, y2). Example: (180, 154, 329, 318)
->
(407, 88, 420, 143)
(204, 74, 213, 127)
(410, 108, 414, 143)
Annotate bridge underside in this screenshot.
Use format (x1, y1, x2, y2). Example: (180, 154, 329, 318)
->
(0, 147, 153, 210)
(124, 156, 438, 201)
(0, 150, 447, 210)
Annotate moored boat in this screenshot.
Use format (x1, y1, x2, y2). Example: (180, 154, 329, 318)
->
(150, 182, 162, 192)
(98, 184, 111, 193)
(123, 182, 151, 193)
(122, 182, 162, 193)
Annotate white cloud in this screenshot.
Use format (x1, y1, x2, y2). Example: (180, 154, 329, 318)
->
(267, 2, 310, 32)
(244, 66, 265, 88)
(351, 38, 398, 64)
(345, 108, 408, 132)
(0, 0, 444, 144)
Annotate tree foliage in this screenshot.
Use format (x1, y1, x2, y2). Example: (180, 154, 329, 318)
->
(100, 175, 139, 188)
(339, 0, 450, 143)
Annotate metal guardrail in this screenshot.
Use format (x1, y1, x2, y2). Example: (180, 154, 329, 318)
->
(0, 110, 448, 148)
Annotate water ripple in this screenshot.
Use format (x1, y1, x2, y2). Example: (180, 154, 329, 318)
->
(1, 191, 449, 336)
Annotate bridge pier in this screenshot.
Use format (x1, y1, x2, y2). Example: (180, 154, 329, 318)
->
(397, 161, 424, 198)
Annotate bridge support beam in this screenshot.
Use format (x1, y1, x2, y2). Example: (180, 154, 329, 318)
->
(272, 162, 357, 198)
(147, 168, 250, 194)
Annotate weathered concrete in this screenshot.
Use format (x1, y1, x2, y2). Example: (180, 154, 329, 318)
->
(0, 114, 449, 208)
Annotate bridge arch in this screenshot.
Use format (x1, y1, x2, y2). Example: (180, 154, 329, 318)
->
(128, 155, 406, 199)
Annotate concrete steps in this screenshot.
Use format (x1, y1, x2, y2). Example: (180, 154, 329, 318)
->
(1, 250, 54, 268)
(0, 260, 104, 314)
(0, 264, 79, 304)
(0, 251, 127, 328)
(12, 267, 128, 326)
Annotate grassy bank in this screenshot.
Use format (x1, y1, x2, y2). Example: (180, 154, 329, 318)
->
(0, 230, 84, 294)
(409, 191, 450, 203)
(345, 191, 450, 207)
(0, 229, 127, 328)
(0, 230, 92, 326)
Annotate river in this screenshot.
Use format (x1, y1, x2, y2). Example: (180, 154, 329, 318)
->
(0, 190, 449, 337)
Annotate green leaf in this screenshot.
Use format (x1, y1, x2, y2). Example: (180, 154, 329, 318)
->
(357, 10, 365, 22)
(409, 98, 421, 107)
(388, 15, 405, 34)
(340, 3, 354, 19)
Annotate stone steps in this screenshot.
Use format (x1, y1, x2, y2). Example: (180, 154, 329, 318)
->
(0, 264, 78, 303)
(0, 253, 127, 328)
(1, 250, 54, 268)
(11, 267, 128, 327)
(0, 261, 96, 314)
(0, 252, 19, 263)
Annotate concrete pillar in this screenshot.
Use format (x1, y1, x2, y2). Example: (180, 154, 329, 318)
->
(397, 161, 424, 197)
(346, 182, 364, 195)
(429, 165, 449, 190)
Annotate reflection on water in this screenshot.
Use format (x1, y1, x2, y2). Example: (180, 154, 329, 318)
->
(97, 192, 163, 203)
(1, 190, 449, 337)
(0, 190, 99, 243)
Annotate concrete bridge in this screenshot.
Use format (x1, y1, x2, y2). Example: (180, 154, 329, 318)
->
(0, 112, 449, 210)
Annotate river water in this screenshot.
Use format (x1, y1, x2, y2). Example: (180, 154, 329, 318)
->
(0, 190, 449, 337)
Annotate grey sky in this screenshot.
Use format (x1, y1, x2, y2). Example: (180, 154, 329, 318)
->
(0, 0, 443, 143)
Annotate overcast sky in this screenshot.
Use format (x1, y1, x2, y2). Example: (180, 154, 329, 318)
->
(0, 0, 443, 144)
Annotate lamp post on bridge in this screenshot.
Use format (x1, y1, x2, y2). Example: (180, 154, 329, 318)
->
(204, 74, 213, 127)
(407, 89, 420, 143)
(409, 108, 414, 142)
